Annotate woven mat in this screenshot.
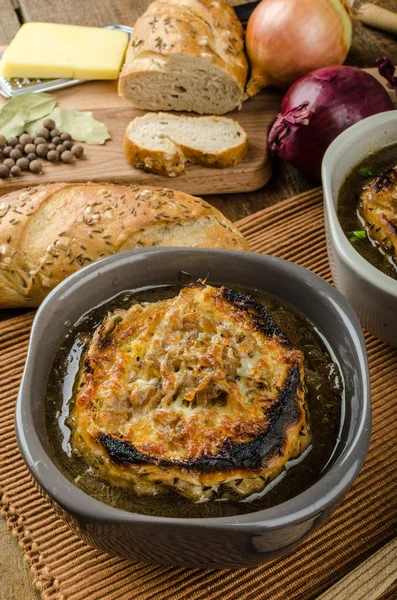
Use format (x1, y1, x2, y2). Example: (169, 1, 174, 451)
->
(1, 187, 397, 600)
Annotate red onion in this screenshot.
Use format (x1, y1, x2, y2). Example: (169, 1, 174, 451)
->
(268, 66, 393, 181)
(376, 56, 397, 93)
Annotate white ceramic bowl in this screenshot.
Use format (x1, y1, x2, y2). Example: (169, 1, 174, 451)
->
(322, 110, 397, 347)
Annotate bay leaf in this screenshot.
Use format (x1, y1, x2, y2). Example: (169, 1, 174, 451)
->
(27, 107, 110, 144)
(0, 112, 25, 138)
(0, 93, 56, 137)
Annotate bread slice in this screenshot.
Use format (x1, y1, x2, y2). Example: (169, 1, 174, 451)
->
(119, 54, 246, 116)
(118, 0, 248, 115)
(123, 112, 248, 176)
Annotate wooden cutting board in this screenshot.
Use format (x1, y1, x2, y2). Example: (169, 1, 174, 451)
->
(0, 74, 282, 196)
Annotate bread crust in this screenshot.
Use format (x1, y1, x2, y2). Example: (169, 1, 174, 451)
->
(118, 0, 248, 114)
(123, 131, 185, 177)
(123, 114, 249, 176)
(0, 183, 248, 308)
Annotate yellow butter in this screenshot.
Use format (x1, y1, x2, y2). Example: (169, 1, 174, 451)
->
(1, 22, 129, 80)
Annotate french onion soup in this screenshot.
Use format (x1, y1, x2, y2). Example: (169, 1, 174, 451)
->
(338, 144, 397, 280)
(46, 283, 344, 518)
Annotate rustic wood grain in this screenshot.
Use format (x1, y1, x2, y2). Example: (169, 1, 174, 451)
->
(317, 537, 397, 600)
(0, 0, 20, 44)
(17, 0, 252, 26)
(18, 0, 152, 27)
(1, 1, 397, 599)
(0, 80, 281, 196)
(3, 0, 397, 222)
(0, 516, 41, 600)
(348, 0, 397, 67)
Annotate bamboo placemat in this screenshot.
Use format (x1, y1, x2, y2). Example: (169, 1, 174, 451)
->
(1, 187, 397, 600)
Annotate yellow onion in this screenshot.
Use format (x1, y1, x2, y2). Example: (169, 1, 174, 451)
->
(246, 0, 353, 96)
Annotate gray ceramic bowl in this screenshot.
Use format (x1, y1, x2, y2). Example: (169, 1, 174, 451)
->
(16, 248, 370, 569)
(322, 110, 397, 346)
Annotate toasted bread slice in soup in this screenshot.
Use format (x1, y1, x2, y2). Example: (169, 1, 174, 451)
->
(71, 283, 311, 502)
(359, 165, 397, 261)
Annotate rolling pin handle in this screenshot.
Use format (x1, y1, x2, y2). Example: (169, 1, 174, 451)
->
(358, 3, 397, 36)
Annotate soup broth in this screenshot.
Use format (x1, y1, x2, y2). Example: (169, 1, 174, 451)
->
(45, 285, 344, 518)
(338, 143, 397, 280)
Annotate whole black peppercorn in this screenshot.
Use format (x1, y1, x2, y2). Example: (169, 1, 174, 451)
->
(10, 165, 21, 177)
(57, 144, 67, 155)
(27, 152, 37, 162)
(47, 143, 56, 151)
(47, 150, 60, 162)
(36, 143, 48, 158)
(63, 140, 73, 150)
(52, 136, 62, 146)
(10, 148, 22, 161)
(29, 160, 42, 174)
(16, 157, 29, 171)
(60, 132, 72, 141)
(7, 137, 19, 147)
(71, 145, 84, 158)
(34, 136, 47, 146)
(44, 119, 56, 131)
(36, 127, 50, 140)
(50, 129, 60, 138)
(3, 146, 12, 157)
(0, 165, 9, 178)
(15, 143, 24, 153)
(0, 134, 7, 147)
(61, 150, 74, 163)
(3, 158, 15, 168)
(24, 143, 36, 154)
(19, 134, 33, 146)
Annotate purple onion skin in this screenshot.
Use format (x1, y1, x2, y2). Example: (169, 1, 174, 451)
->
(268, 66, 393, 181)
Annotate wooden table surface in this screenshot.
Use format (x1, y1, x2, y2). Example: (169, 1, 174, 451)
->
(0, 1, 396, 598)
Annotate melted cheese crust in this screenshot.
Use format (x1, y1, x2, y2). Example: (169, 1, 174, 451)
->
(71, 284, 310, 500)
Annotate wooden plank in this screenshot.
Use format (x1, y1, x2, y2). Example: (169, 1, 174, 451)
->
(0, 0, 20, 44)
(19, 0, 153, 27)
(0, 515, 41, 600)
(1, 2, 397, 598)
(317, 537, 397, 600)
(18, 0, 251, 27)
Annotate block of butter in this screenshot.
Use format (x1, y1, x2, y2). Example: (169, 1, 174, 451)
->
(1, 22, 129, 80)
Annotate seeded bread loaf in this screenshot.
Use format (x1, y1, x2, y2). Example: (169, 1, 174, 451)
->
(0, 182, 248, 308)
(124, 112, 248, 176)
(118, 0, 248, 115)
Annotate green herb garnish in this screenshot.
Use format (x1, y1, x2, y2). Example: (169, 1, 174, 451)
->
(349, 230, 366, 242)
(359, 165, 373, 177)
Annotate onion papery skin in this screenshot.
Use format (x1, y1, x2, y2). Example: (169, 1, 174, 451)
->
(268, 66, 393, 181)
(246, 0, 353, 96)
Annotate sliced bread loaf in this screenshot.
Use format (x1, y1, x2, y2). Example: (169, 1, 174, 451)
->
(118, 0, 248, 115)
(123, 112, 248, 176)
